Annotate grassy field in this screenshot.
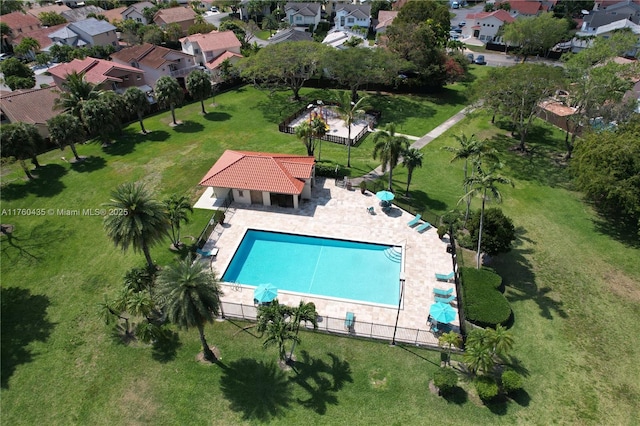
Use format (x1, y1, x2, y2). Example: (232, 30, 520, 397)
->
(2, 80, 639, 425)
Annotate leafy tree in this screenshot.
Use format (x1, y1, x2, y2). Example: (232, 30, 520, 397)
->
(239, 41, 329, 100)
(395, 0, 450, 43)
(502, 12, 569, 60)
(38, 11, 66, 26)
(157, 259, 223, 362)
(54, 71, 103, 119)
(35, 52, 51, 66)
(501, 370, 524, 393)
(0, 0, 23, 15)
(163, 194, 193, 249)
(0, 57, 35, 90)
(81, 98, 118, 145)
(438, 331, 462, 367)
(120, 19, 143, 46)
(468, 208, 516, 257)
(331, 91, 369, 167)
(103, 182, 169, 270)
(154, 76, 184, 125)
(0, 123, 42, 180)
(47, 113, 85, 162)
(432, 367, 458, 395)
(188, 22, 217, 35)
(372, 123, 410, 191)
(262, 12, 279, 36)
(0, 22, 10, 39)
(247, 0, 262, 22)
(287, 300, 318, 361)
(463, 164, 513, 268)
(49, 44, 76, 62)
(14, 36, 40, 59)
(219, 19, 250, 47)
(164, 23, 184, 42)
(295, 116, 326, 158)
(142, 25, 165, 45)
(101, 90, 128, 132)
(186, 70, 212, 114)
(142, 5, 160, 23)
(402, 147, 423, 196)
(371, 0, 392, 19)
(123, 87, 150, 134)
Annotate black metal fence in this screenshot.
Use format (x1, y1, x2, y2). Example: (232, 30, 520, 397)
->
(195, 192, 233, 249)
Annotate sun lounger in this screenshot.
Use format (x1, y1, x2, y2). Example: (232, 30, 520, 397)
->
(407, 214, 422, 227)
(416, 222, 432, 232)
(433, 287, 454, 296)
(435, 295, 456, 304)
(345, 312, 354, 329)
(435, 271, 455, 282)
(196, 247, 219, 258)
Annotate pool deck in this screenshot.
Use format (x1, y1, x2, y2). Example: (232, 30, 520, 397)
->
(201, 177, 459, 347)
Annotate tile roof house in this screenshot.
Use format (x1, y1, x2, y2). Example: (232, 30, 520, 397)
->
(153, 7, 197, 34)
(375, 10, 398, 35)
(61, 5, 106, 23)
(0, 12, 41, 43)
(334, 4, 371, 32)
(48, 57, 145, 92)
(121, 1, 154, 25)
(285, 2, 322, 28)
(180, 31, 243, 75)
(111, 43, 198, 84)
(101, 6, 127, 24)
(26, 4, 71, 19)
(198, 150, 316, 209)
(11, 24, 66, 52)
(464, 9, 515, 42)
(0, 86, 60, 139)
(48, 17, 118, 49)
(269, 28, 314, 44)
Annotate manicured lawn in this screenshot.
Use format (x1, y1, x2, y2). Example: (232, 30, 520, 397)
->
(2, 80, 639, 425)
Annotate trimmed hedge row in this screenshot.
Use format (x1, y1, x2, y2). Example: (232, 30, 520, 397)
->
(461, 267, 511, 327)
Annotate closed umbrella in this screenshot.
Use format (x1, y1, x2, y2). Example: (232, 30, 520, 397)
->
(254, 283, 278, 304)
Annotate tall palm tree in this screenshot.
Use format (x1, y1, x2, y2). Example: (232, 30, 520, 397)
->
(123, 87, 150, 134)
(157, 259, 223, 362)
(438, 331, 462, 367)
(257, 300, 298, 363)
(54, 71, 103, 119)
(462, 164, 513, 268)
(154, 76, 184, 126)
(103, 182, 169, 270)
(486, 324, 514, 360)
(288, 301, 318, 361)
(81, 98, 118, 146)
(372, 123, 409, 191)
(47, 113, 85, 162)
(186, 70, 212, 114)
(332, 91, 369, 167)
(0, 122, 41, 180)
(163, 194, 193, 249)
(463, 341, 494, 376)
(309, 116, 328, 160)
(443, 133, 480, 223)
(402, 147, 423, 196)
(296, 117, 326, 158)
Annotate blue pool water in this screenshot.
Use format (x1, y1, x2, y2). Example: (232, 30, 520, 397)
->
(222, 230, 402, 305)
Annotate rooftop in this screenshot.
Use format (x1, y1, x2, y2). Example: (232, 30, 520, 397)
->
(0, 86, 60, 126)
(111, 43, 193, 69)
(1, 11, 41, 31)
(48, 57, 143, 85)
(284, 2, 321, 16)
(153, 6, 197, 23)
(180, 30, 241, 52)
(69, 17, 117, 36)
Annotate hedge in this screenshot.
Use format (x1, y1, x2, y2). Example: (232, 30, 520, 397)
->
(474, 375, 499, 401)
(461, 267, 511, 327)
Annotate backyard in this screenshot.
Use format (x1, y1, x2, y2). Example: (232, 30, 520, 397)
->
(1, 81, 639, 425)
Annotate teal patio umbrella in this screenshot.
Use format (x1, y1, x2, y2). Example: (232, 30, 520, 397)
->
(254, 283, 278, 304)
(375, 190, 395, 202)
(429, 302, 457, 324)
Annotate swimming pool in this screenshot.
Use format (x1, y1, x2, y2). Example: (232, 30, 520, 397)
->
(222, 230, 402, 306)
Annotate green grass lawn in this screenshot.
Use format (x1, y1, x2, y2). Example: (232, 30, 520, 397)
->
(2, 80, 639, 425)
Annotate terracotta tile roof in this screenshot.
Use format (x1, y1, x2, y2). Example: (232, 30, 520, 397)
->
(496, 1, 543, 15)
(48, 57, 143, 85)
(0, 86, 59, 126)
(111, 43, 192, 69)
(375, 10, 398, 30)
(539, 100, 577, 116)
(1, 11, 41, 32)
(26, 4, 71, 18)
(153, 6, 197, 24)
(180, 30, 241, 53)
(467, 10, 515, 23)
(206, 50, 243, 70)
(12, 23, 66, 49)
(101, 6, 127, 23)
(199, 150, 315, 195)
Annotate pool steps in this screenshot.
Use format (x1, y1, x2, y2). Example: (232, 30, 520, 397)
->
(383, 247, 402, 263)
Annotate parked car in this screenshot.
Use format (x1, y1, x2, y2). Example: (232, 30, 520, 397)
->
(466, 53, 474, 63)
(458, 21, 466, 27)
(451, 26, 462, 33)
(474, 55, 486, 65)
(210, 6, 219, 12)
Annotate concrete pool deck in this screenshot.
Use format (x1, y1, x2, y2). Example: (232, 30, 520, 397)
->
(201, 178, 459, 347)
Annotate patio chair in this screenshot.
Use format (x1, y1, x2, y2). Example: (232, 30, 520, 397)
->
(433, 287, 454, 296)
(196, 247, 219, 258)
(407, 214, 422, 227)
(345, 312, 355, 330)
(367, 206, 374, 215)
(435, 271, 455, 282)
(435, 295, 456, 304)
(416, 221, 432, 232)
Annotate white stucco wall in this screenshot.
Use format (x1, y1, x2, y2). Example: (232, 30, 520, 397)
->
(232, 189, 251, 204)
(261, 192, 271, 206)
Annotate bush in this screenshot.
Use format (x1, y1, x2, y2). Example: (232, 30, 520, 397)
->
(501, 370, 523, 393)
(315, 163, 346, 178)
(474, 375, 499, 401)
(461, 267, 511, 327)
(213, 209, 225, 224)
(467, 208, 516, 256)
(432, 367, 458, 395)
(437, 225, 448, 239)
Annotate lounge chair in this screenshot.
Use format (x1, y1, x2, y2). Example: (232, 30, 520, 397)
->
(196, 247, 219, 258)
(407, 214, 422, 227)
(433, 287, 454, 296)
(367, 206, 374, 215)
(435, 271, 455, 282)
(416, 221, 432, 232)
(435, 295, 456, 304)
(345, 312, 354, 329)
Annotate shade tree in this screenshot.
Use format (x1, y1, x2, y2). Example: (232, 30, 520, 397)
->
(47, 113, 86, 162)
(163, 194, 193, 249)
(154, 76, 184, 125)
(0, 57, 36, 90)
(372, 123, 410, 191)
(402, 147, 423, 196)
(186, 70, 213, 114)
(81, 98, 119, 146)
(331, 91, 369, 167)
(0, 122, 42, 180)
(123, 87, 150, 134)
(502, 12, 570, 60)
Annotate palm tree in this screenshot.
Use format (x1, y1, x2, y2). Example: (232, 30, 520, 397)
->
(262, 12, 279, 36)
(54, 71, 102, 119)
(81, 98, 119, 146)
(186, 70, 212, 114)
(486, 324, 514, 360)
(288, 301, 318, 361)
(103, 182, 169, 270)
(123, 87, 150, 134)
(309, 116, 328, 160)
(296, 118, 326, 158)
(462, 164, 513, 268)
(154, 76, 184, 126)
(163, 194, 193, 249)
(157, 259, 223, 362)
(257, 301, 297, 363)
(0, 122, 42, 179)
(438, 331, 462, 367)
(402, 147, 423, 196)
(463, 341, 494, 376)
(47, 113, 86, 162)
(372, 123, 409, 191)
(332, 91, 369, 167)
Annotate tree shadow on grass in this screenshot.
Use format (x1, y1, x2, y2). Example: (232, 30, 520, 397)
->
(289, 350, 353, 415)
(151, 330, 181, 363)
(368, 93, 437, 128)
(0, 220, 73, 266)
(70, 155, 106, 173)
(1, 287, 54, 389)
(203, 111, 232, 122)
(485, 395, 509, 415)
(255, 90, 305, 124)
(509, 388, 531, 406)
(591, 212, 640, 249)
(398, 189, 448, 215)
(173, 120, 204, 133)
(429, 87, 468, 107)
(0, 163, 66, 201)
(442, 386, 468, 404)
(219, 358, 292, 422)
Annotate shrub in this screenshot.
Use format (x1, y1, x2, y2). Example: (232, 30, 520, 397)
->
(467, 208, 516, 256)
(315, 163, 345, 178)
(432, 367, 458, 395)
(474, 375, 499, 401)
(213, 209, 225, 224)
(437, 225, 448, 239)
(461, 267, 511, 327)
(358, 180, 367, 193)
(501, 369, 523, 393)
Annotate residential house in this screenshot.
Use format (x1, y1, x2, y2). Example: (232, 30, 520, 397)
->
(179, 31, 243, 76)
(581, 0, 640, 32)
(12, 24, 67, 54)
(572, 18, 640, 53)
(101, 6, 127, 25)
(121, 1, 154, 25)
(0, 12, 41, 45)
(60, 5, 106, 22)
(111, 43, 198, 85)
(48, 57, 145, 92)
(48, 18, 118, 49)
(322, 29, 367, 49)
(198, 150, 316, 210)
(284, 2, 322, 28)
(26, 4, 71, 19)
(594, 0, 640, 10)
(464, 9, 515, 42)
(153, 7, 197, 34)
(239, 0, 271, 21)
(495, 0, 548, 17)
(334, 4, 371, 32)
(375, 10, 398, 35)
(0, 86, 60, 139)
(269, 28, 313, 44)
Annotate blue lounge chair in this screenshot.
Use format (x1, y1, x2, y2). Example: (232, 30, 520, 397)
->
(435, 295, 456, 304)
(197, 247, 219, 258)
(416, 221, 432, 232)
(433, 287, 454, 296)
(407, 214, 422, 227)
(345, 312, 354, 329)
(435, 271, 455, 282)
